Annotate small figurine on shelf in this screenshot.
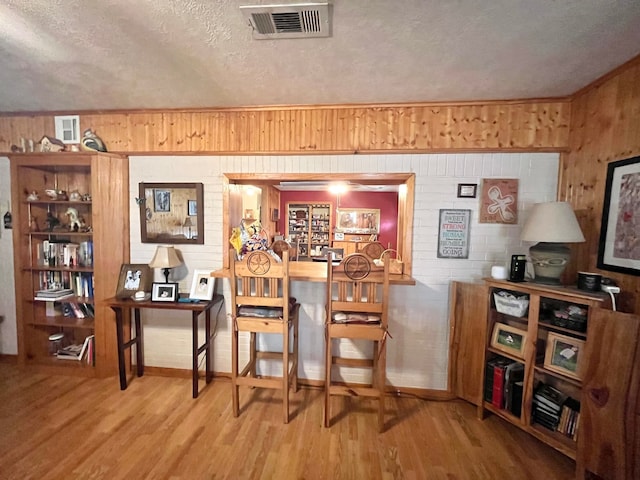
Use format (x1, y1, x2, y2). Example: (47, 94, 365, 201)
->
(45, 212, 60, 232)
(24, 190, 39, 201)
(80, 129, 107, 152)
(39, 135, 65, 152)
(65, 207, 84, 232)
(69, 190, 82, 202)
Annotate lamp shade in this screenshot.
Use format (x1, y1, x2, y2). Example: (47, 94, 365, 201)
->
(149, 245, 182, 269)
(183, 217, 193, 228)
(521, 202, 585, 243)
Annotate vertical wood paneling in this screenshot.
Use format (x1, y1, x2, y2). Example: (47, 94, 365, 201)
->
(560, 58, 640, 315)
(0, 101, 568, 153)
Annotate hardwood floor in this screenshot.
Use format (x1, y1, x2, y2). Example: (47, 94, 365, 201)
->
(0, 364, 575, 479)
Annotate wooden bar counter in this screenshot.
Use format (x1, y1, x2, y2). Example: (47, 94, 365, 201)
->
(211, 261, 416, 285)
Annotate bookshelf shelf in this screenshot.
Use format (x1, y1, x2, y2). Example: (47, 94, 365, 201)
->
(533, 365, 583, 388)
(27, 316, 95, 329)
(10, 152, 129, 378)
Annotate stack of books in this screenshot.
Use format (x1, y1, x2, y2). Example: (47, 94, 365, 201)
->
(532, 383, 580, 439)
(34, 288, 75, 301)
(57, 335, 95, 363)
(484, 357, 524, 415)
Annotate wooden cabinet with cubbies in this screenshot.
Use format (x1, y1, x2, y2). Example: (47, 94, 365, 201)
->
(451, 278, 640, 478)
(10, 152, 129, 378)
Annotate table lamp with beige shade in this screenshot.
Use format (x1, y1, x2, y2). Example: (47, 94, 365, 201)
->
(149, 245, 182, 283)
(520, 202, 585, 285)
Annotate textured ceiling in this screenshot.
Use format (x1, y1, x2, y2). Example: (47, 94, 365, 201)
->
(1, 0, 640, 113)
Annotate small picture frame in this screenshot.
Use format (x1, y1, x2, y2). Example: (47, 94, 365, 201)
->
(151, 282, 179, 302)
(544, 332, 585, 381)
(115, 264, 152, 299)
(154, 189, 171, 212)
(189, 269, 215, 301)
(188, 199, 197, 216)
(490, 322, 527, 359)
(271, 208, 280, 222)
(334, 232, 345, 241)
(457, 183, 477, 198)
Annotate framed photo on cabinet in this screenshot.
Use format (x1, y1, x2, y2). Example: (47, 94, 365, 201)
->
(490, 322, 527, 359)
(544, 332, 585, 381)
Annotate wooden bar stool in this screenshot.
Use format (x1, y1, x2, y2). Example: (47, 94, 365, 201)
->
(323, 253, 391, 432)
(229, 248, 300, 423)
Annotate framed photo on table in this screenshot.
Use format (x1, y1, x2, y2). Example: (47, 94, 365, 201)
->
(597, 155, 640, 276)
(152, 282, 178, 302)
(115, 264, 152, 299)
(189, 269, 215, 301)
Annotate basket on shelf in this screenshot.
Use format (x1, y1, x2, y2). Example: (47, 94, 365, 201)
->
(374, 249, 403, 274)
(493, 291, 529, 317)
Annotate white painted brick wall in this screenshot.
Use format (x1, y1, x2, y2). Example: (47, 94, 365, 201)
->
(0, 153, 558, 390)
(128, 153, 558, 390)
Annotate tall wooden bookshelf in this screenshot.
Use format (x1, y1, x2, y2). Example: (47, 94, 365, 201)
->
(10, 153, 129, 378)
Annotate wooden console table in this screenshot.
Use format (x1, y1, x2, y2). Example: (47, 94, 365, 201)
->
(105, 294, 224, 398)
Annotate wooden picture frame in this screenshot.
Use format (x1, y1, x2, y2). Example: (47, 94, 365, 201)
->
(479, 178, 518, 224)
(139, 182, 204, 245)
(151, 282, 179, 302)
(335, 208, 380, 234)
(544, 332, 585, 381)
(115, 264, 152, 299)
(597, 155, 640, 276)
(490, 322, 527, 359)
(189, 269, 215, 301)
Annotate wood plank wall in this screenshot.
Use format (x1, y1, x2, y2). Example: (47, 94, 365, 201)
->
(559, 56, 640, 314)
(0, 101, 570, 154)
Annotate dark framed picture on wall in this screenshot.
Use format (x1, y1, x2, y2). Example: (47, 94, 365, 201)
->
(154, 189, 171, 212)
(457, 183, 477, 198)
(597, 155, 640, 275)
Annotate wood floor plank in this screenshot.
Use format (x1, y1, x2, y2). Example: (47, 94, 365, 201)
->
(0, 364, 575, 479)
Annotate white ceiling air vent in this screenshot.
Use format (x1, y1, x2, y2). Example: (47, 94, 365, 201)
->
(240, 3, 330, 39)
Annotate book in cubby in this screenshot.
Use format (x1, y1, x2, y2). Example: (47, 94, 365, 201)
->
(532, 381, 580, 439)
(484, 355, 524, 415)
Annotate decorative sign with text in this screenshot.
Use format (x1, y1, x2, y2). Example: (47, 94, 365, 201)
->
(437, 209, 471, 259)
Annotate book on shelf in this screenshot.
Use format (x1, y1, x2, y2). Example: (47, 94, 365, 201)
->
(56, 335, 94, 361)
(484, 356, 513, 403)
(504, 362, 525, 413)
(492, 361, 510, 409)
(534, 383, 567, 412)
(60, 302, 95, 319)
(34, 288, 75, 301)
